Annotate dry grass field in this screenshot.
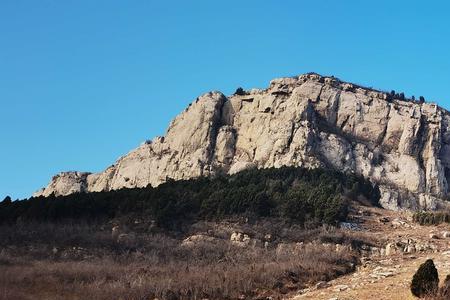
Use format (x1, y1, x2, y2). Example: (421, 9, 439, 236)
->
(0, 221, 368, 300)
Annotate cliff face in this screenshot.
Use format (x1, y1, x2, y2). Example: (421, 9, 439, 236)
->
(34, 74, 450, 210)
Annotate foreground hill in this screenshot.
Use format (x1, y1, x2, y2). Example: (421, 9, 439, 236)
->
(35, 73, 450, 210)
(1, 166, 379, 299)
(3, 191, 450, 299)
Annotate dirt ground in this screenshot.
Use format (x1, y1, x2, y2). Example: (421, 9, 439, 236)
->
(289, 206, 450, 300)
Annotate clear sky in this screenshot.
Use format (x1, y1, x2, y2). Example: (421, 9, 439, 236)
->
(1, 0, 450, 199)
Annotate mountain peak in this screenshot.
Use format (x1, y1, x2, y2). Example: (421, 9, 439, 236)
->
(34, 73, 450, 211)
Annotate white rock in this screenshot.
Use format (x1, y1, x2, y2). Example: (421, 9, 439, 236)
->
(111, 226, 120, 240)
(230, 231, 260, 247)
(181, 234, 218, 247)
(385, 243, 396, 256)
(334, 284, 349, 292)
(405, 244, 416, 253)
(315, 281, 331, 289)
(34, 74, 450, 211)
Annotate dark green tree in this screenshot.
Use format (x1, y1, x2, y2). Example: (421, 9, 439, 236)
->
(411, 259, 439, 297)
(234, 87, 246, 96)
(1, 196, 11, 204)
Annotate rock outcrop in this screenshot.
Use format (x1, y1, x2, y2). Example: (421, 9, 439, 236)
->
(34, 73, 450, 210)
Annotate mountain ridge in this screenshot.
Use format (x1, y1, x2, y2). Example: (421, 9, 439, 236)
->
(34, 73, 450, 211)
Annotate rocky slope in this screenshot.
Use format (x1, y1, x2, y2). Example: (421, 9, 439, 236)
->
(35, 73, 450, 210)
(289, 206, 450, 300)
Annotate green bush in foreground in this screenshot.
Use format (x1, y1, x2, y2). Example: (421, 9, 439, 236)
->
(411, 259, 439, 298)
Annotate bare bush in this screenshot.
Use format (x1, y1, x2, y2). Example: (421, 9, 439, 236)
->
(0, 221, 365, 300)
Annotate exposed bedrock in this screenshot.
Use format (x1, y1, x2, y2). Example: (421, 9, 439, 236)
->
(35, 74, 450, 211)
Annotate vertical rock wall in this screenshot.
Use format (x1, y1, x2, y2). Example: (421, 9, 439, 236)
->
(34, 74, 450, 211)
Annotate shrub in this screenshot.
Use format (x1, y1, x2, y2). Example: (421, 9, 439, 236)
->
(0, 221, 363, 300)
(1, 196, 11, 204)
(413, 211, 450, 225)
(234, 87, 247, 96)
(411, 259, 439, 298)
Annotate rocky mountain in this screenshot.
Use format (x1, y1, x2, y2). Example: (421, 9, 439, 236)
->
(34, 73, 450, 211)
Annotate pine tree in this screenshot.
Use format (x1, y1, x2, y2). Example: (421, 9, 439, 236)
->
(1, 196, 11, 204)
(411, 259, 439, 297)
(234, 87, 246, 95)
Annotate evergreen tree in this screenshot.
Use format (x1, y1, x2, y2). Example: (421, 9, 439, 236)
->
(1, 196, 11, 204)
(411, 259, 439, 297)
(234, 87, 246, 96)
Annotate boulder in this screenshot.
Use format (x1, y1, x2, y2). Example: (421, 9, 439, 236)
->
(405, 244, 416, 253)
(385, 243, 397, 256)
(315, 281, 331, 289)
(181, 234, 218, 247)
(230, 231, 261, 248)
(429, 233, 439, 239)
(117, 233, 136, 246)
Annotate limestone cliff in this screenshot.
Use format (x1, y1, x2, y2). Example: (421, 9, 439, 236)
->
(34, 73, 450, 210)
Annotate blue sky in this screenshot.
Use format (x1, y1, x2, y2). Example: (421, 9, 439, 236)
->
(1, 1, 450, 199)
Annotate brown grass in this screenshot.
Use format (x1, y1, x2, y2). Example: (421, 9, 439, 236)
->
(0, 221, 366, 300)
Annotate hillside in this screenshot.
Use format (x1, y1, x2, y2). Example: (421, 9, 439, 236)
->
(1, 167, 378, 228)
(1, 167, 380, 300)
(34, 73, 450, 211)
(289, 206, 450, 300)
(3, 177, 450, 299)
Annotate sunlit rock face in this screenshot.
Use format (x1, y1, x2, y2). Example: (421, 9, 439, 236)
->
(35, 73, 450, 211)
